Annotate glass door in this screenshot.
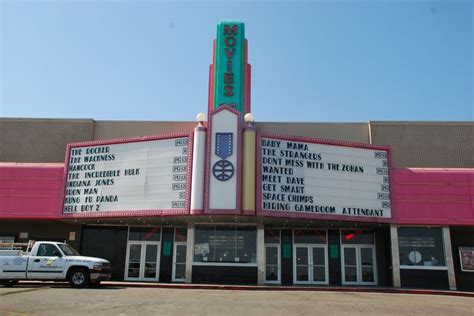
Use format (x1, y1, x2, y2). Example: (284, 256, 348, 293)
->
(294, 245, 328, 285)
(172, 243, 187, 282)
(360, 246, 376, 284)
(265, 244, 280, 284)
(294, 246, 310, 284)
(341, 245, 377, 285)
(142, 243, 160, 281)
(125, 242, 143, 280)
(311, 246, 328, 284)
(125, 241, 160, 281)
(342, 246, 358, 284)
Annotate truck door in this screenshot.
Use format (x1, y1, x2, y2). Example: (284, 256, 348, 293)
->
(27, 243, 65, 279)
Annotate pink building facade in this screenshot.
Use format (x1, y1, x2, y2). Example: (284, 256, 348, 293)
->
(1, 22, 473, 290)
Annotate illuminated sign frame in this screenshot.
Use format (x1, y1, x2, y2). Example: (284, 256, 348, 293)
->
(61, 133, 193, 218)
(256, 133, 394, 223)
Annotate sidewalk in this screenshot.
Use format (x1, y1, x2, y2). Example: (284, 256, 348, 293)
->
(16, 280, 474, 298)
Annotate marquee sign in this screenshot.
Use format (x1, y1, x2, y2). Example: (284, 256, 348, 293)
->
(258, 134, 392, 219)
(62, 134, 191, 215)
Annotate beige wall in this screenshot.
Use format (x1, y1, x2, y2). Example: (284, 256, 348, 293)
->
(255, 122, 369, 143)
(1, 118, 472, 168)
(92, 121, 195, 140)
(369, 122, 474, 168)
(95, 121, 369, 143)
(0, 118, 93, 163)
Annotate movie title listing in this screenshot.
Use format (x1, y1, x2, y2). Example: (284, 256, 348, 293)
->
(261, 137, 391, 218)
(63, 137, 189, 213)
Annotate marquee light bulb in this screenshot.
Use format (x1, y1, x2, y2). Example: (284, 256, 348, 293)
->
(196, 113, 206, 122)
(244, 113, 254, 123)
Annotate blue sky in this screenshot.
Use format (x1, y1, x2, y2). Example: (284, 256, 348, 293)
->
(0, 0, 472, 122)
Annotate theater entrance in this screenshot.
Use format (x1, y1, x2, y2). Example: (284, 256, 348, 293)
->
(293, 245, 328, 284)
(340, 230, 377, 285)
(293, 230, 328, 285)
(124, 227, 161, 282)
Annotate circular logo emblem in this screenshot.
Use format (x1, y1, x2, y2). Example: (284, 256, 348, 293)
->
(212, 159, 234, 181)
(408, 250, 422, 264)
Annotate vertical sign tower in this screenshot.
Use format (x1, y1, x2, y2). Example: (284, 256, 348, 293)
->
(208, 21, 251, 115)
(205, 21, 252, 213)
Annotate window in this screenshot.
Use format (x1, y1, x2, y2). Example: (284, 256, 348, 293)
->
(174, 228, 188, 242)
(58, 244, 80, 256)
(264, 229, 280, 243)
(341, 230, 374, 244)
(293, 229, 326, 244)
(36, 244, 61, 257)
(128, 227, 161, 241)
(398, 227, 445, 267)
(194, 225, 257, 264)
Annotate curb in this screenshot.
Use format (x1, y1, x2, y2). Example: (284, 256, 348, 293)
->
(16, 281, 474, 298)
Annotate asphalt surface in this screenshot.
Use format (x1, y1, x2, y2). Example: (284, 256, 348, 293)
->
(0, 285, 472, 315)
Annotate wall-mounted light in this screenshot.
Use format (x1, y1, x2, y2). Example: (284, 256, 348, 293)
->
(196, 113, 206, 126)
(244, 113, 255, 127)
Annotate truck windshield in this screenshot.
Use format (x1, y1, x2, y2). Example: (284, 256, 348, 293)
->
(57, 244, 80, 256)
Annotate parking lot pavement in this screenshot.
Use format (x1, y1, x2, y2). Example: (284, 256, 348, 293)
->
(0, 286, 473, 316)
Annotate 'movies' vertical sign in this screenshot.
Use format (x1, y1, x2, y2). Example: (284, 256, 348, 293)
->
(213, 22, 245, 113)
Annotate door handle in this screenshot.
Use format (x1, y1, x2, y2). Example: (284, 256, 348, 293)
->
(34, 259, 40, 262)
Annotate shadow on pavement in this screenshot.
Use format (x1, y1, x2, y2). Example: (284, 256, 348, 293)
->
(10, 282, 125, 290)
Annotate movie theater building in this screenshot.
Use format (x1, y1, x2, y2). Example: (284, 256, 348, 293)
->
(0, 22, 473, 291)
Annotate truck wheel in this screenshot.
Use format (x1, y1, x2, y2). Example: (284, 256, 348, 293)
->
(2, 280, 18, 287)
(68, 268, 90, 288)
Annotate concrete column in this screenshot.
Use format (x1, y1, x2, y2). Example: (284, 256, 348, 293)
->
(390, 225, 401, 288)
(185, 222, 195, 284)
(190, 125, 206, 214)
(442, 226, 457, 290)
(257, 224, 265, 285)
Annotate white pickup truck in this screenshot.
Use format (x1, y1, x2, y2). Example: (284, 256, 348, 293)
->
(0, 241, 111, 288)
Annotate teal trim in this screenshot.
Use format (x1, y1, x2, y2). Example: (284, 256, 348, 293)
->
(214, 21, 245, 114)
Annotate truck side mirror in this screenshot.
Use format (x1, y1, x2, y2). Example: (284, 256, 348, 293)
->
(53, 250, 62, 257)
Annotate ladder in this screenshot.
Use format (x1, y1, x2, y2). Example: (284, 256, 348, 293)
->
(0, 240, 35, 253)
